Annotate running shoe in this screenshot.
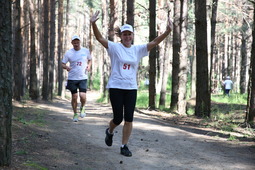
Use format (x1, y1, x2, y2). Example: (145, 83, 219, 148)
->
(105, 128, 113, 146)
(73, 113, 79, 122)
(120, 145, 132, 157)
(80, 106, 86, 118)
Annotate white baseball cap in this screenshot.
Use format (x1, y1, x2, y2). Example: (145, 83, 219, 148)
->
(120, 24, 133, 33)
(71, 35, 80, 41)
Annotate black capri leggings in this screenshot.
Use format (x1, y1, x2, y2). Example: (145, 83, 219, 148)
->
(109, 88, 137, 125)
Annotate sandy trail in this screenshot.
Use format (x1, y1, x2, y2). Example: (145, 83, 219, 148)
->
(6, 91, 255, 170)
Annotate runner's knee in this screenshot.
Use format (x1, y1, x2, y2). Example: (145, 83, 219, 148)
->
(113, 117, 123, 125)
(72, 93, 78, 100)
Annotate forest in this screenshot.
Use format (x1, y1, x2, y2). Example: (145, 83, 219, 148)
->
(1, 0, 255, 166)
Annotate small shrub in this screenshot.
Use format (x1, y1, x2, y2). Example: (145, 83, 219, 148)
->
(228, 135, 237, 141)
(136, 92, 149, 108)
(187, 108, 194, 116)
(15, 150, 27, 155)
(24, 161, 48, 170)
(90, 71, 101, 90)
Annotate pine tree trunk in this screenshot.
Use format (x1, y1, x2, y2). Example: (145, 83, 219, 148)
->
(42, 0, 49, 100)
(195, 0, 211, 117)
(207, 0, 211, 84)
(0, 0, 12, 166)
(126, 0, 134, 26)
(240, 18, 248, 94)
(223, 34, 228, 78)
(158, 0, 170, 107)
(13, 0, 23, 101)
(101, 0, 109, 98)
(159, 40, 169, 107)
(121, 0, 126, 25)
(29, 0, 39, 100)
(210, 0, 218, 92)
(58, 0, 64, 97)
(170, 0, 181, 112)
(49, 0, 56, 100)
(247, 4, 255, 125)
(109, 0, 117, 41)
(88, 9, 93, 90)
(100, 1, 106, 95)
(62, 0, 70, 97)
(23, 2, 29, 97)
(191, 44, 196, 98)
(149, 0, 156, 109)
(177, 0, 188, 114)
(228, 33, 234, 78)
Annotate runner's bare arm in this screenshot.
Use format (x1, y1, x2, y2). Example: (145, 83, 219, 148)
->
(90, 11, 108, 48)
(147, 17, 173, 51)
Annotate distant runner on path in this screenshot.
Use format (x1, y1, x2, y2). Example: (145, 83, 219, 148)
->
(222, 76, 233, 97)
(62, 35, 92, 122)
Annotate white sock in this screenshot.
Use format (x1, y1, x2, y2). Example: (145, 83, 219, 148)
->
(108, 129, 113, 135)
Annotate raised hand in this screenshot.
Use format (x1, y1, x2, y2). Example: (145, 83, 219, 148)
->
(90, 11, 100, 23)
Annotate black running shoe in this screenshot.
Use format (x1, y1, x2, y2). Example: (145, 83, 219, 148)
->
(120, 145, 132, 157)
(105, 128, 113, 146)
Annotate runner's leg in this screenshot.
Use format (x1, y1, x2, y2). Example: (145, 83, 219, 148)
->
(80, 92, 86, 107)
(71, 93, 78, 114)
(122, 121, 133, 145)
(122, 90, 137, 145)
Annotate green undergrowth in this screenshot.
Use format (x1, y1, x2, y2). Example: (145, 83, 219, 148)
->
(13, 106, 46, 126)
(24, 161, 48, 170)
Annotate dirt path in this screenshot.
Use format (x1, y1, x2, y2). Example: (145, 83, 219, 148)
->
(4, 91, 255, 170)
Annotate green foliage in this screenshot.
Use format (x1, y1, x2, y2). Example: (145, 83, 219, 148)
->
(187, 107, 195, 116)
(15, 150, 27, 155)
(136, 92, 149, 108)
(135, 89, 252, 137)
(90, 71, 100, 90)
(211, 93, 247, 105)
(24, 161, 48, 170)
(20, 92, 31, 106)
(96, 93, 109, 103)
(136, 90, 172, 109)
(85, 0, 95, 8)
(227, 135, 237, 141)
(166, 75, 172, 91)
(216, 1, 244, 35)
(16, 113, 45, 126)
(186, 74, 192, 98)
(14, 108, 46, 126)
(138, 84, 149, 91)
(221, 124, 238, 132)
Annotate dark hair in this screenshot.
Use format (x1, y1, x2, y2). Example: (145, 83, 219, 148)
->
(114, 26, 121, 37)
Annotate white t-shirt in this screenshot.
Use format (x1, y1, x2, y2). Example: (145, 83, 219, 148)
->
(62, 47, 91, 80)
(224, 79, 233, 90)
(106, 41, 148, 89)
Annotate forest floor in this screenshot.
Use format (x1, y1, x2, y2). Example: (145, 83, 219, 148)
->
(1, 91, 255, 170)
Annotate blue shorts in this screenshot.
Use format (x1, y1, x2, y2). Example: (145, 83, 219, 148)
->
(225, 89, 230, 95)
(66, 79, 87, 94)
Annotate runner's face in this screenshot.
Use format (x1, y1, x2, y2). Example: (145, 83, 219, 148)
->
(121, 31, 133, 47)
(71, 39, 81, 51)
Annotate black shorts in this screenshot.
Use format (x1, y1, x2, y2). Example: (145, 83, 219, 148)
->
(109, 88, 137, 124)
(66, 79, 87, 94)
